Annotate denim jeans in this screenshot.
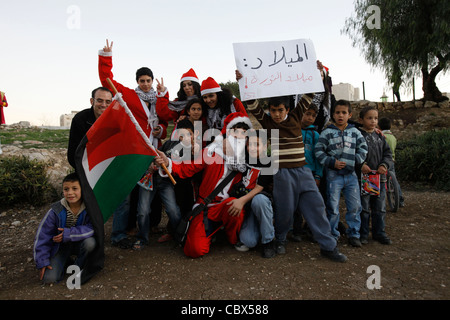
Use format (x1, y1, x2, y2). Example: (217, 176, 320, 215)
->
(239, 194, 275, 248)
(42, 237, 96, 284)
(136, 175, 181, 243)
(110, 194, 131, 244)
(325, 170, 361, 239)
(360, 182, 387, 239)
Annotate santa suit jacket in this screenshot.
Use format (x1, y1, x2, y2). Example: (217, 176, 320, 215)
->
(163, 151, 243, 207)
(98, 52, 167, 145)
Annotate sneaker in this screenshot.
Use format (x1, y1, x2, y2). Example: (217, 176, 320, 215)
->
(360, 237, 369, 245)
(262, 241, 276, 258)
(320, 247, 348, 262)
(234, 242, 249, 252)
(275, 240, 287, 254)
(132, 240, 146, 250)
(373, 236, 392, 245)
(348, 237, 362, 247)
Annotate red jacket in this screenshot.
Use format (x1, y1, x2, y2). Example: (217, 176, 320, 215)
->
(155, 90, 181, 123)
(167, 152, 243, 206)
(98, 53, 167, 146)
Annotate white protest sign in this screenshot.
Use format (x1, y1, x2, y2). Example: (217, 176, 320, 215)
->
(233, 39, 324, 101)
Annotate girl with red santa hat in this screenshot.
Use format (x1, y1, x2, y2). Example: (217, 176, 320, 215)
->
(155, 68, 203, 124)
(200, 77, 248, 140)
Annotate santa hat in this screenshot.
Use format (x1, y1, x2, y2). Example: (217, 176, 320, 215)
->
(221, 112, 252, 135)
(180, 68, 199, 84)
(207, 112, 253, 157)
(200, 77, 222, 96)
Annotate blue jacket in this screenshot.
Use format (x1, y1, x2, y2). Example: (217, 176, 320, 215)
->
(301, 125, 323, 180)
(315, 123, 368, 175)
(33, 200, 94, 269)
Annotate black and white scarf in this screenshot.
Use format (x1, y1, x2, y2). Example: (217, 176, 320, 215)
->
(135, 87, 159, 148)
(167, 95, 198, 113)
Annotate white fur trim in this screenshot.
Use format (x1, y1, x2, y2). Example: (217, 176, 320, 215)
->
(156, 88, 168, 97)
(180, 76, 199, 83)
(226, 116, 252, 131)
(98, 50, 113, 57)
(158, 158, 172, 177)
(201, 87, 222, 96)
(213, 134, 223, 144)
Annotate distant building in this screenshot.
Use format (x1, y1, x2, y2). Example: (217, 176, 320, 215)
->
(332, 83, 360, 101)
(60, 111, 78, 127)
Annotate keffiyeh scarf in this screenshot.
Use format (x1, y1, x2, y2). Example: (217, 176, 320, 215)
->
(135, 87, 159, 148)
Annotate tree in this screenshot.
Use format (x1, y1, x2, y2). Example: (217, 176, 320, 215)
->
(342, 0, 450, 102)
(219, 80, 240, 101)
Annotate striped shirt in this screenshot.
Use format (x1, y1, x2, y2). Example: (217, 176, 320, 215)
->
(314, 123, 368, 174)
(247, 94, 314, 169)
(61, 198, 86, 228)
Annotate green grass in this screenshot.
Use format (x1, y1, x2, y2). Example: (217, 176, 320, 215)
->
(0, 124, 175, 150)
(0, 128, 70, 149)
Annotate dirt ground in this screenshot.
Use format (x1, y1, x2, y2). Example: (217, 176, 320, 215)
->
(1, 184, 449, 305)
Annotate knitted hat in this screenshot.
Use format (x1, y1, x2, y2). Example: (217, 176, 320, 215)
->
(221, 112, 253, 135)
(180, 68, 199, 84)
(200, 77, 222, 96)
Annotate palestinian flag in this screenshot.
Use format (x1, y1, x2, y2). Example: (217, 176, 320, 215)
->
(74, 92, 157, 283)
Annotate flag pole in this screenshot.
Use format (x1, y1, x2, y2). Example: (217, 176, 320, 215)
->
(106, 78, 176, 185)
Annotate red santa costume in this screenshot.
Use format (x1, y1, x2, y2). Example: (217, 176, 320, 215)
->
(1, 91, 8, 125)
(98, 50, 167, 147)
(155, 68, 201, 123)
(160, 112, 253, 258)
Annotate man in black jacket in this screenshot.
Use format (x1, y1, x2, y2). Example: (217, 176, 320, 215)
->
(67, 87, 113, 168)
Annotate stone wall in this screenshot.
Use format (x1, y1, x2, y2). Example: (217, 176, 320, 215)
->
(350, 99, 449, 113)
(349, 99, 450, 141)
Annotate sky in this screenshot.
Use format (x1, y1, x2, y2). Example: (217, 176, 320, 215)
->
(1, 0, 449, 126)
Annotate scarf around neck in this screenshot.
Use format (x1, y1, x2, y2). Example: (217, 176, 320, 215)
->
(135, 87, 159, 148)
(167, 95, 198, 113)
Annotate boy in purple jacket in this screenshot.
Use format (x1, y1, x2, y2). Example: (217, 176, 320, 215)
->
(33, 173, 96, 284)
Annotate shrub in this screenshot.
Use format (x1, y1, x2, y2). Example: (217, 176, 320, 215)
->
(396, 129, 450, 191)
(0, 156, 58, 208)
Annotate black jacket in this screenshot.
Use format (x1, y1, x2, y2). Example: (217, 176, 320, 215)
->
(67, 107, 97, 168)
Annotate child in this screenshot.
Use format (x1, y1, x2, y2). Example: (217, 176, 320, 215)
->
(358, 107, 394, 244)
(315, 100, 368, 247)
(33, 173, 96, 284)
(378, 117, 405, 207)
(247, 95, 347, 262)
(235, 129, 277, 258)
(155, 68, 202, 123)
(98, 39, 167, 249)
(133, 119, 199, 249)
(291, 104, 324, 241)
(200, 77, 247, 142)
(155, 112, 252, 258)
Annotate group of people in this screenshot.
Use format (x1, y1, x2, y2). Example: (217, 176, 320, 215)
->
(34, 39, 401, 284)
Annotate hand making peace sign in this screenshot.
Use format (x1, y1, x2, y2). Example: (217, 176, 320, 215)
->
(155, 78, 166, 94)
(103, 39, 113, 52)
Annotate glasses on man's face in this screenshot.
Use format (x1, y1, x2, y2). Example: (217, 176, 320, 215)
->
(95, 98, 112, 105)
